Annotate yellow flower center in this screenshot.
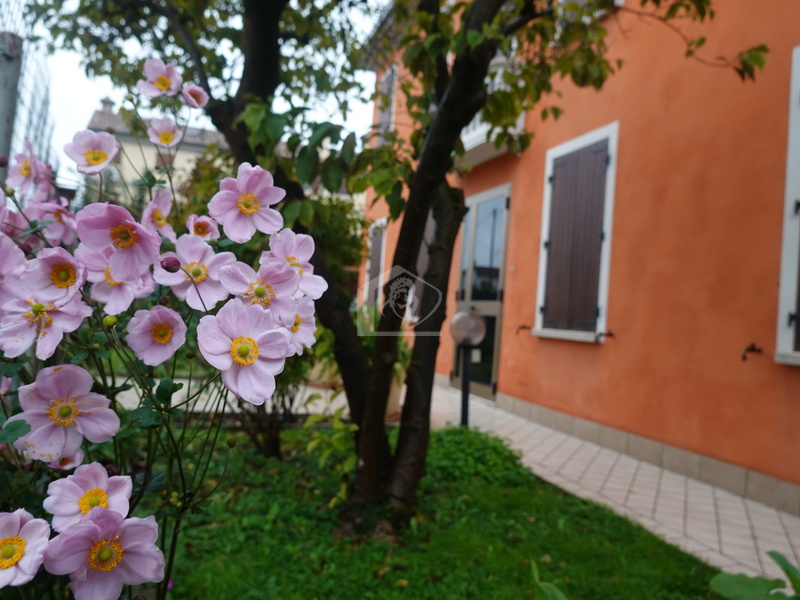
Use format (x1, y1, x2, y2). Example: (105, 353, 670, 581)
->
(292, 314, 302, 333)
(110, 224, 138, 249)
(151, 322, 173, 344)
(154, 75, 170, 91)
(87, 538, 124, 572)
(230, 336, 259, 365)
(184, 262, 208, 284)
(103, 266, 124, 286)
(78, 488, 109, 515)
(189, 89, 203, 104)
(193, 223, 207, 235)
(237, 193, 260, 215)
(24, 300, 54, 331)
(285, 257, 304, 275)
(85, 150, 108, 166)
(54, 209, 66, 224)
(19, 160, 31, 178)
(50, 263, 77, 288)
(0, 536, 25, 569)
(152, 209, 167, 226)
(247, 282, 274, 307)
(158, 131, 174, 145)
(47, 396, 81, 427)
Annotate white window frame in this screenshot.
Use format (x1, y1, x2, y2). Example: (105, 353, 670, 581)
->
(775, 46, 800, 365)
(533, 121, 619, 343)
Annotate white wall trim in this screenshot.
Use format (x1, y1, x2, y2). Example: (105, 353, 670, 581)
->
(775, 46, 800, 362)
(534, 121, 620, 340)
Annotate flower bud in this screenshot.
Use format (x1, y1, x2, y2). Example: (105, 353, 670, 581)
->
(103, 315, 118, 328)
(226, 437, 237, 449)
(157, 295, 171, 306)
(161, 257, 181, 273)
(104, 463, 120, 477)
(0, 155, 7, 168)
(185, 350, 195, 359)
(4, 187, 13, 196)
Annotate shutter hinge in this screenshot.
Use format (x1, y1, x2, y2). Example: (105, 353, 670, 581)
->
(491, 382, 497, 395)
(506, 196, 510, 209)
(548, 174, 554, 184)
(543, 239, 550, 249)
(605, 154, 611, 167)
(499, 289, 504, 302)
(794, 199, 800, 215)
(789, 312, 797, 327)
(539, 305, 546, 314)
(600, 231, 605, 243)
(596, 306, 601, 318)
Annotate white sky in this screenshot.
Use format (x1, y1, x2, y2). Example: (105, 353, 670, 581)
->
(46, 49, 376, 189)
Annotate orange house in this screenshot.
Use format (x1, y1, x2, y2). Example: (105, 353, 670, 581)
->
(361, 0, 800, 515)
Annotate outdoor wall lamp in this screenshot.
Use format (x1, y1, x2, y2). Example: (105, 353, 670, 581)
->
(449, 309, 486, 427)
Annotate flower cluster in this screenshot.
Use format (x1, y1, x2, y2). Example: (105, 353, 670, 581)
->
(0, 56, 326, 598)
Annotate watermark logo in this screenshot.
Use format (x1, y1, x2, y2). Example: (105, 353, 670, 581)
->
(358, 266, 442, 336)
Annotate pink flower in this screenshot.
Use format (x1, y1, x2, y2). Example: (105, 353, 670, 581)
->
(125, 306, 187, 366)
(0, 232, 27, 307)
(146, 117, 182, 148)
(43, 508, 164, 600)
(22, 247, 87, 304)
(0, 294, 92, 360)
(48, 449, 84, 471)
(0, 509, 51, 589)
(153, 234, 235, 311)
(181, 83, 209, 108)
(197, 298, 290, 405)
(219, 260, 299, 323)
(44, 462, 132, 533)
(208, 163, 285, 244)
(3, 365, 119, 462)
(278, 296, 318, 356)
(142, 188, 177, 242)
(185, 214, 219, 240)
(76, 203, 161, 282)
(6, 141, 43, 197)
(136, 58, 182, 97)
(74, 244, 156, 316)
(29, 198, 78, 246)
(64, 130, 119, 175)
(261, 228, 328, 299)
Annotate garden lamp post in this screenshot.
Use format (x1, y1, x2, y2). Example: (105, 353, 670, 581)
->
(449, 309, 486, 427)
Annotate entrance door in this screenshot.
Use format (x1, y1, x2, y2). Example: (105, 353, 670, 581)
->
(454, 184, 510, 399)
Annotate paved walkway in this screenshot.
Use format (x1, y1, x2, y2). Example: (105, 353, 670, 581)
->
(429, 383, 800, 584)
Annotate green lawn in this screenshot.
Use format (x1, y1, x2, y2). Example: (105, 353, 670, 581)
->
(168, 427, 721, 599)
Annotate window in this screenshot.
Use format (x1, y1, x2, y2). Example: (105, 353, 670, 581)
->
(364, 219, 387, 307)
(410, 209, 436, 319)
(375, 64, 396, 146)
(534, 122, 619, 342)
(775, 47, 800, 364)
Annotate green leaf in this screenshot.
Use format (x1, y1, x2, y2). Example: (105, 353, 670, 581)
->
(320, 157, 343, 193)
(281, 200, 302, 227)
(0, 362, 26, 377)
(466, 29, 484, 49)
(0, 420, 30, 444)
(341, 132, 356, 165)
(70, 351, 89, 365)
(386, 181, 406, 220)
(308, 122, 341, 151)
(298, 201, 315, 228)
(768, 552, 800, 595)
(128, 406, 163, 428)
(155, 379, 183, 406)
(218, 239, 237, 248)
(296, 146, 318, 183)
(710, 572, 789, 599)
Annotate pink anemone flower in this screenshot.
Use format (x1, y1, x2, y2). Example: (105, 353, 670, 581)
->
(64, 130, 119, 175)
(0, 232, 27, 307)
(153, 234, 235, 311)
(197, 298, 290, 405)
(30, 198, 78, 246)
(6, 141, 43, 197)
(136, 58, 182, 97)
(3, 365, 119, 463)
(185, 214, 219, 240)
(146, 117, 182, 148)
(44, 462, 132, 534)
(219, 260, 299, 322)
(142, 188, 177, 242)
(43, 508, 165, 600)
(260, 228, 328, 299)
(208, 162, 285, 244)
(181, 83, 209, 108)
(22, 247, 87, 305)
(0, 294, 92, 360)
(74, 244, 156, 316)
(0, 509, 51, 589)
(76, 203, 161, 282)
(278, 296, 318, 356)
(48, 449, 84, 472)
(125, 305, 187, 366)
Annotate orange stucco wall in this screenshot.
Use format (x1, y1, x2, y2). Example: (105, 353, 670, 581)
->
(367, 0, 800, 485)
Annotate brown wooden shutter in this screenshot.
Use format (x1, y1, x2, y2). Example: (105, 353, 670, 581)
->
(541, 139, 608, 332)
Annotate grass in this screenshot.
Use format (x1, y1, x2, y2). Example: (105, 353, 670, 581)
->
(168, 426, 721, 599)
